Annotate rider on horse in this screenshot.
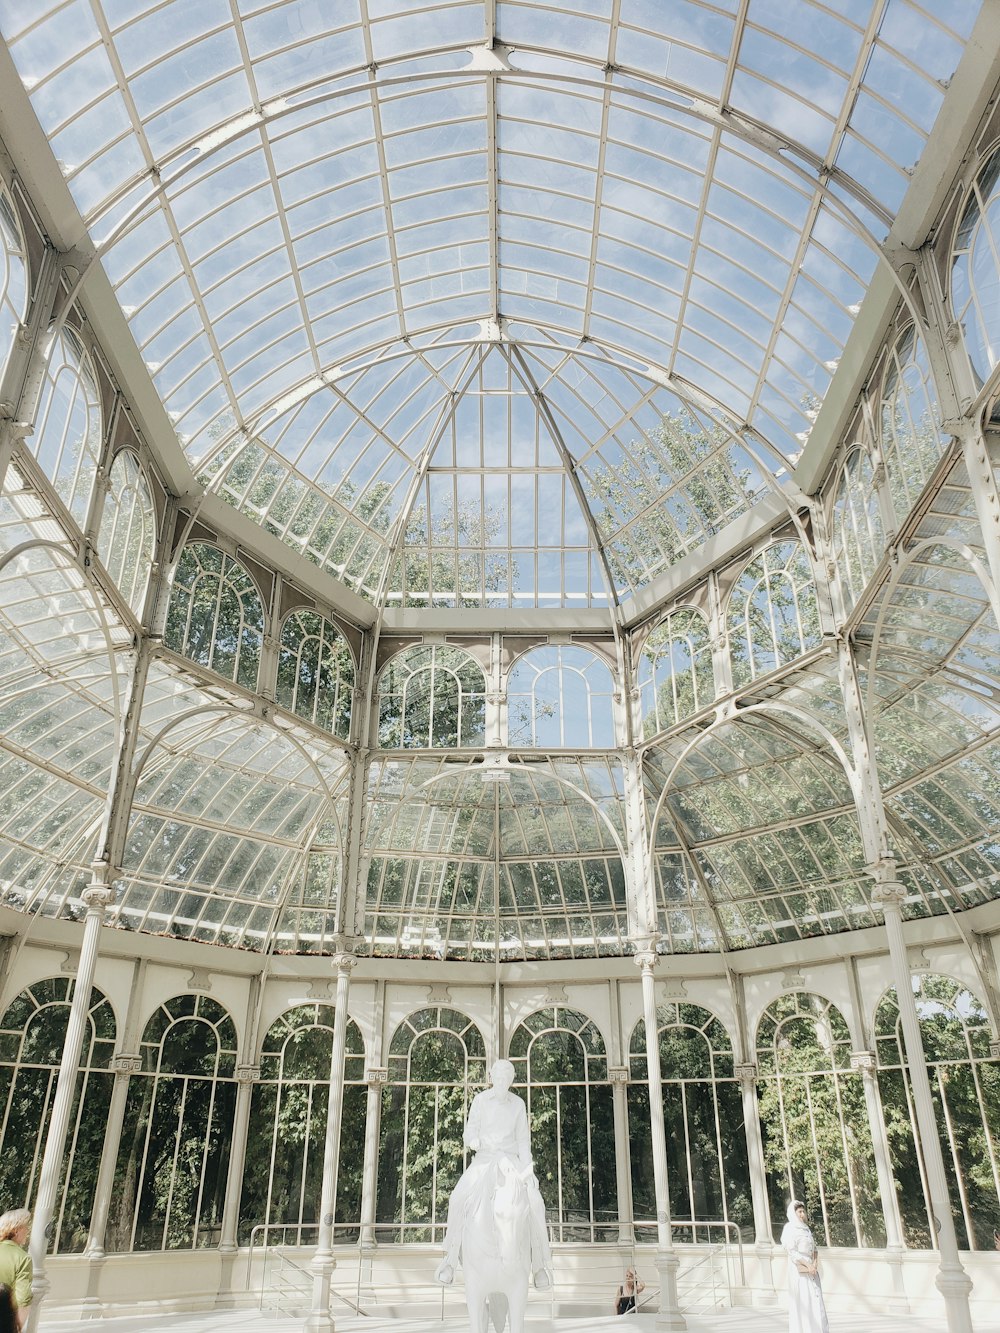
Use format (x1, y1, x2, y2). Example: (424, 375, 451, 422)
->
(435, 1059, 553, 1290)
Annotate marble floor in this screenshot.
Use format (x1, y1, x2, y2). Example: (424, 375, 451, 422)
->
(38, 1310, 1000, 1333)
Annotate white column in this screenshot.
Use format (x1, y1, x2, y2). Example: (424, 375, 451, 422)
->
(850, 1051, 909, 1312)
(218, 1064, 260, 1253)
(610, 1067, 634, 1245)
(609, 978, 634, 1244)
(358, 977, 386, 1252)
(306, 951, 357, 1333)
(84, 1052, 140, 1259)
(27, 874, 113, 1331)
(873, 872, 973, 1333)
(636, 950, 685, 1331)
(358, 1068, 386, 1249)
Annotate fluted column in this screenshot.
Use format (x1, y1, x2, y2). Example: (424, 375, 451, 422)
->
(850, 1050, 908, 1311)
(85, 1051, 141, 1259)
(219, 1064, 261, 1252)
(610, 1065, 635, 1244)
(27, 874, 113, 1332)
(306, 950, 357, 1333)
(636, 949, 685, 1330)
(872, 870, 973, 1333)
(731, 1059, 776, 1303)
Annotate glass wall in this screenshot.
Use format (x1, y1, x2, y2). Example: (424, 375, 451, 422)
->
(508, 1006, 616, 1242)
(628, 1003, 752, 1242)
(377, 1007, 487, 1241)
(109, 995, 237, 1251)
(875, 973, 1000, 1250)
(240, 1003, 366, 1244)
(756, 992, 883, 1247)
(0, 978, 115, 1253)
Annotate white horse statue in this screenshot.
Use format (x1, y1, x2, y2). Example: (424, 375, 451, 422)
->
(435, 1059, 552, 1333)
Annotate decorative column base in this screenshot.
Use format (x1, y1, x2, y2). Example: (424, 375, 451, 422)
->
(305, 1252, 336, 1333)
(883, 1245, 909, 1314)
(935, 1262, 974, 1333)
(355, 1242, 379, 1306)
(753, 1240, 778, 1305)
(654, 1248, 686, 1330)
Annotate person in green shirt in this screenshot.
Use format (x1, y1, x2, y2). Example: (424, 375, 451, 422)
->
(0, 1211, 31, 1331)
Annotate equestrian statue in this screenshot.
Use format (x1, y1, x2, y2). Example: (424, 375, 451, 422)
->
(435, 1059, 553, 1333)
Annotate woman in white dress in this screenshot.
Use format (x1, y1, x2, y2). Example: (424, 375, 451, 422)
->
(780, 1199, 830, 1333)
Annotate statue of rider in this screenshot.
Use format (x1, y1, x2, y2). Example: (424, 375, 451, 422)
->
(435, 1058, 553, 1289)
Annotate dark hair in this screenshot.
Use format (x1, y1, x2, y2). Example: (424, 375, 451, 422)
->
(0, 1284, 16, 1333)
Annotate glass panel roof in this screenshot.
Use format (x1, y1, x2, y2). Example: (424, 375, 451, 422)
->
(0, 0, 982, 611)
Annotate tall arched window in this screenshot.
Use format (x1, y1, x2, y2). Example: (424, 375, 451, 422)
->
(164, 542, 264, 689)
(507, 645, 615, 748)
(0, 185, 27, 383)
(874, 973, 1000, 1250)
(377, 644, 486, 748)
(239, 1004, 366, 1245)
(951, 145, 1000, 387)
(831, 446, 884, 613)
(880, 327, 948, 526)
(508, 1006, 616, 1242)
(756, 992, 882, 1248)
(377, 1007, 486, 1241)
(728, 541, 821, 687)
(0, 978, 115, 1253)
(277, 609, 355, 739)
(109, 994, 237, 1252)
(628, 1004, 752, 1241)
(98, 450, 156, 616)
(30, 325, 102, 528)
(638, 607, 714, 736)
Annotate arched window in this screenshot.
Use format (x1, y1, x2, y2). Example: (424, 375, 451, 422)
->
(728, 541, 821, 687)
(377, 1007, 487, 1241)
(98, 450, 156, 616)
(874, 973, 1000, 1250)
(277, 609, 355, 739)
(880, 327, 948, 525)
(831, 447, 884, 612)
(0, 185, 27, 383)
(951, 146, 1000, 386)
(164, 542, 264, 689)
(0, 978, 115, 1253)
(507, 645, 615, 748)
(377, 644, 486, 748)
(508, 1006, 616, 1242)
(30, 325, 101, 528)
(637, 608, 714, 736)
(240, 1004, 366, 1245)
(756, 992, 882, 1248)
(109, 994, 237, 1252)
(628, 1004, 752, 1241)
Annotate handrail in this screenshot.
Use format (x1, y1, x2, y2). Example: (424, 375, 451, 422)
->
(244, 1216, 746, 1317)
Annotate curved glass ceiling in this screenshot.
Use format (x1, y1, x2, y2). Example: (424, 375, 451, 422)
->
(0, 0, 981, 610)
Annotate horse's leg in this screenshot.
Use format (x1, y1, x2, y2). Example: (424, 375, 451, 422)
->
(506, 1279, 529, 1333)
(465, 1277, 488, 1333)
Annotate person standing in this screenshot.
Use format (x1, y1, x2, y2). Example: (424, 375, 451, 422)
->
(780, 1199, 829, 1333)
(615, 1266, 645, 1314)
(0, 1211, 32, 1331)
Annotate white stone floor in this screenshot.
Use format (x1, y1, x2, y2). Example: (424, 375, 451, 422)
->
(38, 1311, 1000, 1333)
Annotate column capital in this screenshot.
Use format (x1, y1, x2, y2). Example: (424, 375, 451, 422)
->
(867, 860, 907, 907)
(733, 1062, 758, 1086)
(607, 1065, 629, 1084)
(110, 1052, 141, 1074)
(989, 1038, 1000, 1061)
(365, 1066, 389, 1086)
(632, 937, 661, 973)
(850, 1050, 877, 1076)
(235, 1064, 261, 1084)
(81, 882, 115, 913)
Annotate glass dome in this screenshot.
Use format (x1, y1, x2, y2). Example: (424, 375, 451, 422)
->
(1, 4, 999, 1329)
